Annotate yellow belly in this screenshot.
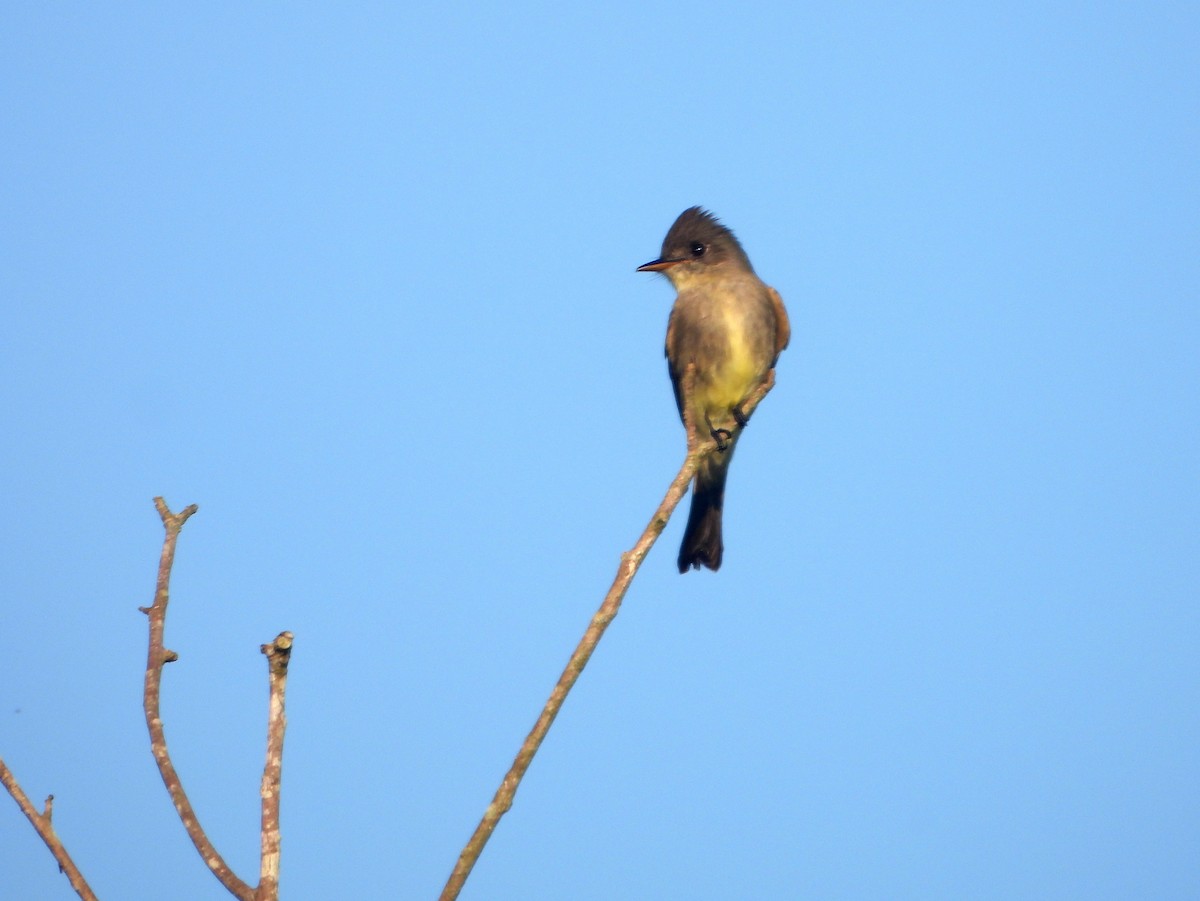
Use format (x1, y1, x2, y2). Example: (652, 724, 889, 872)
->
(698, 309, 760, 413)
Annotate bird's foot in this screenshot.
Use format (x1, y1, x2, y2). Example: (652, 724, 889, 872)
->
(712, 428, 733, 452)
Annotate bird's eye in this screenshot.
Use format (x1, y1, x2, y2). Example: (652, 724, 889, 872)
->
(689, 241, 706, 257)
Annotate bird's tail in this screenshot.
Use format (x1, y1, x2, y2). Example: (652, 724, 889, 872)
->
(678, 447, 734, 573)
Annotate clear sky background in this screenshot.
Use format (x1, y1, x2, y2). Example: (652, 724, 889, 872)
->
(2, 4, 1197, 900)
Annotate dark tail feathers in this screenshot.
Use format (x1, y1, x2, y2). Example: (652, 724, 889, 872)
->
(678, 453, 731, 573)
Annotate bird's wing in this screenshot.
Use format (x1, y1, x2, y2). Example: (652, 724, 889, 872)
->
(664, 306, 686, 419)
(767, 285, 790, 360)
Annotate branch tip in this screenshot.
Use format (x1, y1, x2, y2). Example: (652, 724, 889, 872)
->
(153, 497, 199, 530)
(0, 758, 97, 899)
(261, 631, 294, 673)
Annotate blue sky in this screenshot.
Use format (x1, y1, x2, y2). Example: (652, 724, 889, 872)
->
(2, 3, 1197, 899)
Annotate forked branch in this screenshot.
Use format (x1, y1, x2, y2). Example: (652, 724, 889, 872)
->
(142, 499, 293, 901)
(4, 499, 293, 900)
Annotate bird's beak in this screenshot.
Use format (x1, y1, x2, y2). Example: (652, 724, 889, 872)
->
(637, 257, 684, 272)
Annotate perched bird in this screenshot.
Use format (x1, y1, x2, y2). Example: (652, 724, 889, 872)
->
(638, 207, 790, 572)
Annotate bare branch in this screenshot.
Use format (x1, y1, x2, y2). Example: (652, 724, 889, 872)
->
(438, 366, 776, 899)
(143, 498, 255, 901)
(6, 496, 299, 900)
(0, 757, 97, 900)
(256, 632, 293, 901)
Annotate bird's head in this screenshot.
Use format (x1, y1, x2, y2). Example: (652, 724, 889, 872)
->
(637, 207, 753, 288)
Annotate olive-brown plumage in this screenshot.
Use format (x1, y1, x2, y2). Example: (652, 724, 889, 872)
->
(638, 208, 789, 572)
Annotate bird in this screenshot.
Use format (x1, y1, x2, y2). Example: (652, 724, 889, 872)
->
(638, 207, 789, 572)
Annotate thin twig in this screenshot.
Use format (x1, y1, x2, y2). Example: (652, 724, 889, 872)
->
(438, 367, 776, 900)
(257, 631, 293, 901)
(142, 498, 255, 901)
(0, 758, 97, 900)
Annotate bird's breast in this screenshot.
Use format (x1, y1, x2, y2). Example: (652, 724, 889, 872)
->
(674, 282, 772, 415)
(723, 303, 760, 373)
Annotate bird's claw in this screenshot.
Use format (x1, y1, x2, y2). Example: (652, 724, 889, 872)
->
(712, 428, 733, 452)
